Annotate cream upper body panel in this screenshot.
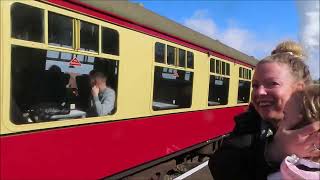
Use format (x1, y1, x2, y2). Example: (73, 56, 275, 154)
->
(0, 0, 256, 135)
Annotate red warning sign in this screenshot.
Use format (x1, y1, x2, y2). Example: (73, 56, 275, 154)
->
(69, 57, 81, 66)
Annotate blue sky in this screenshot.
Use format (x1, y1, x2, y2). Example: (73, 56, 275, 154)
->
(132, 0, 319, 79)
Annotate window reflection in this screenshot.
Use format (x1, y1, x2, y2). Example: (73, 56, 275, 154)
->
(11, 3, 44, 42)
(48, 12, 73, 48)
(102, 27, 119, 55)
(80, 21, 99, 52)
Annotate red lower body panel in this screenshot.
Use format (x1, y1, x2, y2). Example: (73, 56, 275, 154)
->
(0, 106, 247, 180)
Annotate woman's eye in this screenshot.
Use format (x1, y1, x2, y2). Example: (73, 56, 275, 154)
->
(266, 81, 279, 88)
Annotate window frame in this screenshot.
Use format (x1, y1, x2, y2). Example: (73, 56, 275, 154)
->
(101, 26, 120, 56)
(208, 57, 231, 106)
(237, 66, 252, 104)
(6, 1, 122, 129)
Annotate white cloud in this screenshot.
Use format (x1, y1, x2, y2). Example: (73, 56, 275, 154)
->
(184, 10, 218, 38)
(183, 10, 276, 59)
(183, 8, 319, 79)
(297, 0, 320, 80)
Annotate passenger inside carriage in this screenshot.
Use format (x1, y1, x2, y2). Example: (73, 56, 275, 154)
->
(208, 41, 320, 180)
(86, 72, 115, 117)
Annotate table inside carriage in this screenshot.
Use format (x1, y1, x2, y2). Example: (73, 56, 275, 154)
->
(152, 101, 179, 110)
(50, 109, 86, 120)
(208, 101, 220, 106)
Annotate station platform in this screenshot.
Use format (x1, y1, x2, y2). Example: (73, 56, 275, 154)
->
(174, 161, 213, 180)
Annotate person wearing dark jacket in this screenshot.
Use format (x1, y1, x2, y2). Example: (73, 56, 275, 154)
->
(209, 105, 277, 180)
(208, 41, 320, 180)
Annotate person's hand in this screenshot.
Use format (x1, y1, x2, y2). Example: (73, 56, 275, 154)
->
(266, 121, 320, 163)
(91, 85, 99, 97)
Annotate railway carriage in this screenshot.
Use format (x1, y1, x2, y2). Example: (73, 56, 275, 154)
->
(0, 0, 258, 179)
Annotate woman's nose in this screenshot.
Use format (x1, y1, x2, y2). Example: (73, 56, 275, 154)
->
(254, 86, 267, 96)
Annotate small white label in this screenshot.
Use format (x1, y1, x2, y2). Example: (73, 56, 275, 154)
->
(70, 104, 75, 110)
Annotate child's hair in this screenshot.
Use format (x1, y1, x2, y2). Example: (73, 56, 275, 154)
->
(293, 84, 320, 162)
(302, 84, 320, 123)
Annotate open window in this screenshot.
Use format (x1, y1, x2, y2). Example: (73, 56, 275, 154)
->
(10, 45, 118, 124)
(152, 66, 193, 110)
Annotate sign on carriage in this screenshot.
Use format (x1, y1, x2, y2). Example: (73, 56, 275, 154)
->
(69, 57, 81, 66)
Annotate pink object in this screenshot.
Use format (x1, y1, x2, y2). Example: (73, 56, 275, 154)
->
(281, 155, 320, 180)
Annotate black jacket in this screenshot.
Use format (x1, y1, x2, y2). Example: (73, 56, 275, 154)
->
(208, 105, 277, 180)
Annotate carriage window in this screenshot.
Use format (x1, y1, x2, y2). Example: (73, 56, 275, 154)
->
(238, 80, 251, 103)
(221, 61, 226, 75)
(153, 66, 193, 110)
(208, 76, 229, 106)
(10, 45, 118, 124)
(226, 63, 230, 76)
(155, 42, 165, 63)
(11, 3, 44, 42)
(102, 27, 119, 55)
(167, 45, 175, 65)
(216, 60, 220, 74)
(239, 67, 251, 80)
(48, 12, 73, 48)
(187, 52, 194, 69)
(210, 58, 215, 73)
(80, 21, 99, 52)
(178, 49, 186, 67)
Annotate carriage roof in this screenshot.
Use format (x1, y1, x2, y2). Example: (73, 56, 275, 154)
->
(76, 0, 258, 66)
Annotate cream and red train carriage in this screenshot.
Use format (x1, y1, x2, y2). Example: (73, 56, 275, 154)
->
(0, 0, 257, 179)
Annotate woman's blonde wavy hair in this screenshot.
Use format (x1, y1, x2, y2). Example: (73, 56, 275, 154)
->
(258, 41, 312, 85)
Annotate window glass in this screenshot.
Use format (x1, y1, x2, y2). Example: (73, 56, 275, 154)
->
(210, 59, 215, 73)
(155, 42, 165, 63)
(208, 75, 229, 106)
(153, 66, 193, 110)
(167, 45, 175, 65)
(226, 63, 230, 76)
(80, 21, 99, 52)
(239, 67, 242, 78)
(102, 27, 119, 55)
(11, 3, 44, 42)
(248, 70, 251, 79)
(48, 12, 73, 48)
(10, 45, 118, 124)
(187, 52, 194, 69)
(216, 60, 220, 74)
(222, 61, 226, 75)
(237, 80, 251, 103)
(178, 49, 186, 67)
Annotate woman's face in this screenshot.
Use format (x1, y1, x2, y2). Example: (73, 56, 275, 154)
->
(251, 62, 298, 126)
